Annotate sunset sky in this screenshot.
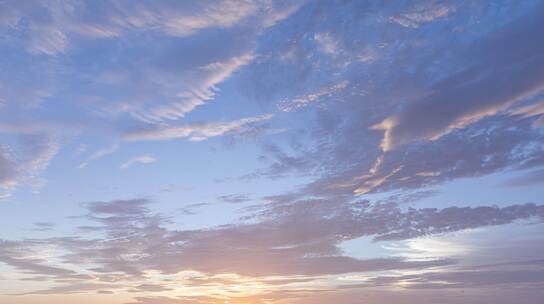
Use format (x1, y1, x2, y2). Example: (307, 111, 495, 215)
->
(1, 1, 544, 303)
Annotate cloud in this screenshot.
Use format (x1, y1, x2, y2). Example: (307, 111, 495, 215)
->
(218, 194, 252, 204)
(179, 203, 209, 215)
(81, 199, 150, 217)
(1, 1, 544, 303)
(350, 116, 544, 194)
(510, 100, 544, 127)
(0, 0, 302, 132)
(0, 239, 78, 278)
(0, 1, 262, 56)
(0, 0, 303, 202)
(124, 114, 272, 142)
(374, 6, 544, 152)
(27, 26, 68, 56)
(0, 148, 18, 190)
(278, 81, 349, 112)
(503, 168, 544, 187)
(126, 293, 307, 304)
(235, 1, 544, 197)
(78, 143, 120, 169)
(0, 134, 59, 198)
(1, 194, 543, 298)
(239, 142, 319, 181)
(13, 198, 544, 277)
(128, 284, 173, 293)
(354, 258, 544, 291)
(31, 222, 56, 232)
(390, 3, 454, 28)
(127, 52, 256, 124)
(18, 282, 120, 295)
(120, 155, 156, 170)
(406, 269, 544, 289)
(314, 32, 339, 55)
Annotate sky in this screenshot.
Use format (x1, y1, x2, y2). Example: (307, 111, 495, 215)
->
(1, 0, 544, 303)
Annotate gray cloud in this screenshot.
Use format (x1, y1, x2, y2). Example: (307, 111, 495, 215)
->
(0, 240, 77, 277)
(217, 194, 252, 204)
(503, 168, 544, 188)
(2, 196, 542, 297)
(30, 222, 56, 232)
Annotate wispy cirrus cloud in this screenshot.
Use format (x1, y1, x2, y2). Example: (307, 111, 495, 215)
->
(0, 0, 263, 56)
(120, 155, 156, 170)
(390, 2, 454, 28)
(124, 114, 272, 142)
(0, 134, 59, 198)
(217, 194, 252, 204)
(278, 81, 349, 112)
(78, 143, 120, 169)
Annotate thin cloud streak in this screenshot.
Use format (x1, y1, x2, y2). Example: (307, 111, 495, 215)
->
(120, 155, 157, 170)
(124, 114, 273, 142)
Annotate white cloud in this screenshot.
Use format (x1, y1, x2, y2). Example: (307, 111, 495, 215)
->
(0, 1, 303, 126)
(158, 1, 258, 37)
(28, 26, 68, 56)
(78, 143, 120, 169)
(120, 155, 156, 170)
(2, 1, 262, 56)
(129, 52, 255, 123)
(278, 81, 349, 112)
(314, 32, 339, 55)
(124, 114, 272, 142)
(390, 4, 453, 28)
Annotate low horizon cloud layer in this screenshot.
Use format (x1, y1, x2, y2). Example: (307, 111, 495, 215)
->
(1, 1, 544, 303)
